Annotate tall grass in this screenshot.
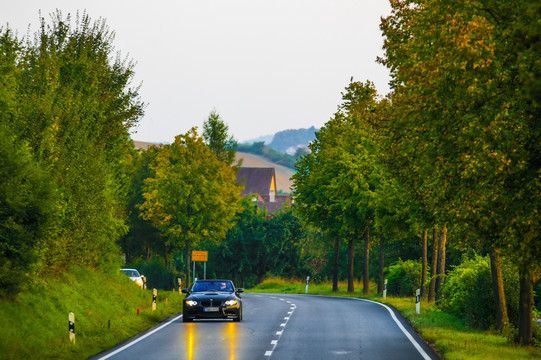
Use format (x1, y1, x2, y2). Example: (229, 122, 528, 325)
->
(249, 278, 541, 360)
(0, 267, 183, 359)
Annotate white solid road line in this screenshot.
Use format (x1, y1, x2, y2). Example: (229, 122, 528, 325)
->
(308, 294, 434, 360)
(352, 298, 433, 360)
(94, 314, 184, 360)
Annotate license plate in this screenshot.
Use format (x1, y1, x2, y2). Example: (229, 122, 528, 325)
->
(204, 307, 219, 312)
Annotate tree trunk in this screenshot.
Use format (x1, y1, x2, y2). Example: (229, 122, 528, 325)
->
(435, 227, 447, 300)
(421, 230, 427, 300)
(186, 240, 191, 286)
(164, 245, 169, 268)
(347, 237, 355, 293)
(125, 248, 131, 265)
(428, 228, 438, 302)
(518, 268, 534, 345)
(363, 227, 370, 295)
(489, 248, 509, 331)
(378, 235, 385, 294)
(332, 235, 340, 292)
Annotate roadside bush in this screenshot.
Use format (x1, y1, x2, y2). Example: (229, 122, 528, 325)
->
(0, 125, 55, 298)
(129, 258, 183, 291)
(438, 255, 520, 329)
(385, 259, 422, 297)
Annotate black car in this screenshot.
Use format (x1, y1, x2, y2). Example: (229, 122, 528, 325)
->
(182, 279, 243, 322)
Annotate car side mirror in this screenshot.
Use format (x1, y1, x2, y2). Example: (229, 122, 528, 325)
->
(236, 288, 244, 293)
(182, 288, 189, 294)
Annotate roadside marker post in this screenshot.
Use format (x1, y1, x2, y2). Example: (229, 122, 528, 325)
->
(305, 276, 310, 294)
(178, 278, 182, 294)
(383, 279, 387, 300)
(68, 312, 75, 344)
(415, 288, 421, 314)
(152, 289, 157, 311)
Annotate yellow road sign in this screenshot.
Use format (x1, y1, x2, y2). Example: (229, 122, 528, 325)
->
(192, 250, 208, 262)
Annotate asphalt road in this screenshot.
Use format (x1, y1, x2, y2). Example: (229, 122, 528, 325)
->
(89, 293, 440, 360)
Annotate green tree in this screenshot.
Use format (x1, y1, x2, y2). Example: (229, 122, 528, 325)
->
(0, 125, 55, 297)
(379, 0, 540, 342)
(208, 201, 311, 287)
(120, 145, 164, 263)
(202, 109, 238, 167)
(263, 206, 309, 279)
(209, 198, 265, 287)
(293, 115, 348, 292)
(139, 128, 241, 285)
(293, 80, 385, 294)
(7, 12, 144, 272)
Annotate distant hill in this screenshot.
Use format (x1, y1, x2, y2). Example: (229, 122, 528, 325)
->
(243, 134, 274, 145)
(268, 126, 318, 153)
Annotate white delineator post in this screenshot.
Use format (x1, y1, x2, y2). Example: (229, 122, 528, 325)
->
(178, 278, 182, 294)
(383, 279, 388, 300)
(415, 288, 421, 314)
(69, 312, 75, 344)
(152, 288, 157, 311)
(305, 276, 310, 294)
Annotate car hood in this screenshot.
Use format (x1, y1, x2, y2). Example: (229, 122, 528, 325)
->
(187, 292, 236, 300)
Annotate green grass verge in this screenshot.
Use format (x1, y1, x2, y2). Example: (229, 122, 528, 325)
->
(248, 277, 541, 360)
(0, 266, 183, 359)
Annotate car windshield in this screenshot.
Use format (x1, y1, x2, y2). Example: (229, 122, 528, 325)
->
(121, 269, 140, 277)
(192, 281, 233, 293)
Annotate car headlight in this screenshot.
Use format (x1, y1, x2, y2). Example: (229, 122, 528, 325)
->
(135, 278, 143, 287)
(185, 300, 198, 306)
(224, 299, 237, 306)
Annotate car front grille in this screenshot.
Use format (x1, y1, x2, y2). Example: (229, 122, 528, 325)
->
(201, 300, 222, 307)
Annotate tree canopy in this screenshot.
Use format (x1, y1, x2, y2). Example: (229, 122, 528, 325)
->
(379, 0, 540, 344)
(138, 128, 242, 284)
(202, 109, 238, 167)
(0, 12, 143, 295)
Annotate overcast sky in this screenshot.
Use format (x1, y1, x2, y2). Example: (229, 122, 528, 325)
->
(1, 1, 391, 143)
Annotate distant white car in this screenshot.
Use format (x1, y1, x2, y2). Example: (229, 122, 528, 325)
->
(120, 268, 145, 288)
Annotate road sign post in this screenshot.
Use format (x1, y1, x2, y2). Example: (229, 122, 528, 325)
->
(192, 251, 208, 280)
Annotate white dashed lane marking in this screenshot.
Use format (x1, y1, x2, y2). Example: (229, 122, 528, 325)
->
(264, 299, 296, 357)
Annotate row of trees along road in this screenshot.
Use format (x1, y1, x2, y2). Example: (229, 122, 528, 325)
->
(0, 12, 144, 297)
(293, 0, 539, 346)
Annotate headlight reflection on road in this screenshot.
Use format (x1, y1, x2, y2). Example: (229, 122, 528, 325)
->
(184, 321, 238, 360)
(186, 323, 196, 360)
(224, 322, 238, 360)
